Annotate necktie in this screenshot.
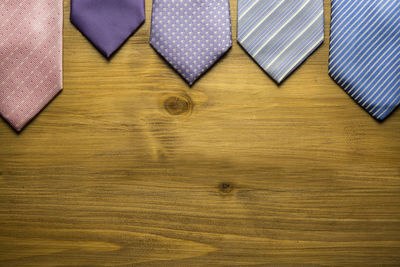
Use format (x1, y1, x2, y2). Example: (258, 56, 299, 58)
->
(329, 0, 400, 121)
(71, 0, 145, 58)
(0, 0, 63, 132)
(238, 0, 324, 84)
(150, 0, 232, 85)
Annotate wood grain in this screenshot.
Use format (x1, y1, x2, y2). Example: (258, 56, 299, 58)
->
(1, 0, 400, 266)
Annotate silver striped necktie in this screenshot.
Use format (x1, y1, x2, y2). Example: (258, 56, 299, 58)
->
(329, 0, 400, 121)
(238, 0, 324, 84)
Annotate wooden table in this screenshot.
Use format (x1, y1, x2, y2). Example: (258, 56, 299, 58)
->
(1, 1, 400, 266)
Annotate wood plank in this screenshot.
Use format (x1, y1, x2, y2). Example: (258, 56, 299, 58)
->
(1, 0, 400, 266)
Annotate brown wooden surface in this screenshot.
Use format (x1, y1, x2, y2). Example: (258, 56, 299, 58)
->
(1, 0, 400, 266)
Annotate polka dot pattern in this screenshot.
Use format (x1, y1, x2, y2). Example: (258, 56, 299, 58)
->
(0, 0, 62, 132)
(150, 0, 232, 85)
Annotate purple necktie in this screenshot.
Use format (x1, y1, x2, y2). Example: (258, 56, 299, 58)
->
(71, 0, 145, 58)
(150, 0, 232, 85)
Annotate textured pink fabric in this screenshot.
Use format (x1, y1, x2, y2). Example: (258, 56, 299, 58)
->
(0, 0, 63, 132)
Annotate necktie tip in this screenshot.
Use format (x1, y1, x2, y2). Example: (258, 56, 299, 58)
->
(150, 0, 232, 86)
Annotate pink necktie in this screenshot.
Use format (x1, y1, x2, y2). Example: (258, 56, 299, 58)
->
(0, 0, 63, 132)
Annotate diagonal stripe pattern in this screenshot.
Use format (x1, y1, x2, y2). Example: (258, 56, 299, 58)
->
(329, 0, 400, 121)
(238, 0, 324, 84)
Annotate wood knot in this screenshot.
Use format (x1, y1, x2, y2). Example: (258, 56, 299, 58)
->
(163, 95, 192, 116)
(219, 182, 233, 194)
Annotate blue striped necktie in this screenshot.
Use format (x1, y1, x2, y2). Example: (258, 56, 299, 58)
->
(329, 0, 400, 121)
(238, 0, 324, 84)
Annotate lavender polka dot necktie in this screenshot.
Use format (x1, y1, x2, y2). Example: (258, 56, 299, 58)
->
(150, 0, 232, 85)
